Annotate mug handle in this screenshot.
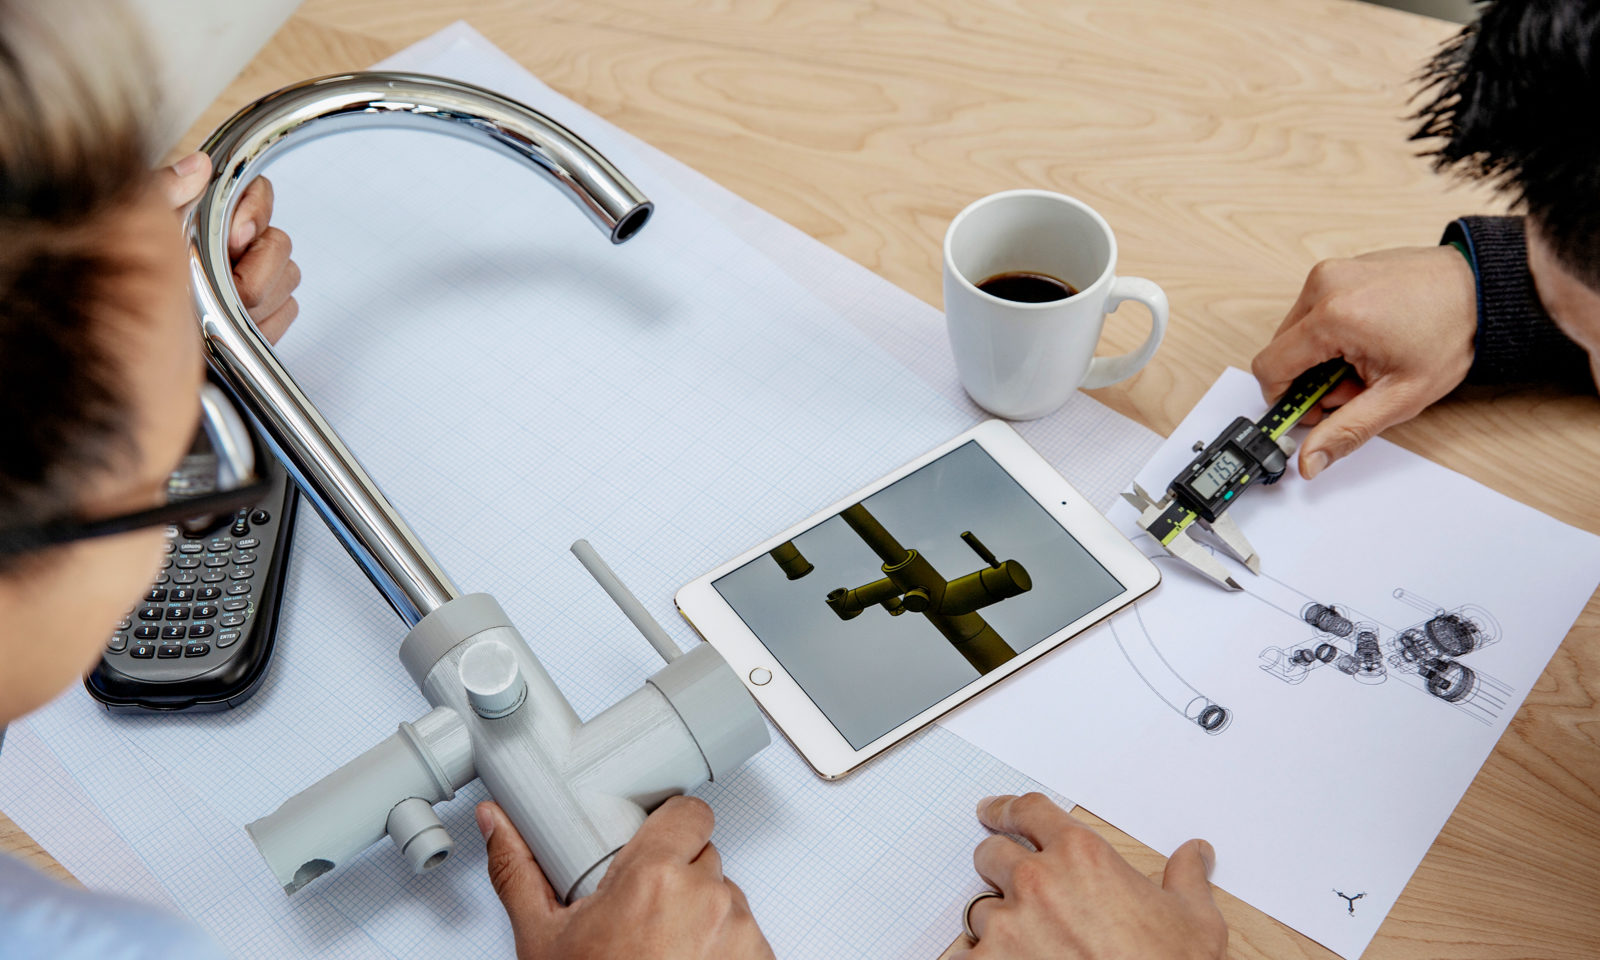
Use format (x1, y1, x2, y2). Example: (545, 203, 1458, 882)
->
(1081, 276, 1169, 390)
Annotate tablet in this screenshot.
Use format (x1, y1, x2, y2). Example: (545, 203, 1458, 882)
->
(675, 420, 1159, 779)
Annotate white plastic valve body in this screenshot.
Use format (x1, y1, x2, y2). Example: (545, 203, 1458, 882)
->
(248, 594, 769, 902)
(401, 594, 767, 901)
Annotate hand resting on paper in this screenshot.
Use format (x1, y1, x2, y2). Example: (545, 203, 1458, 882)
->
(478, 796, 775, 960)
(159, 151, 302, 343)
(957, 793, 1227, 960)
(1250, 247, 1477, 480)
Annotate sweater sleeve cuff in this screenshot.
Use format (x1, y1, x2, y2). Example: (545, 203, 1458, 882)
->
(1443, 216, 1593, 388)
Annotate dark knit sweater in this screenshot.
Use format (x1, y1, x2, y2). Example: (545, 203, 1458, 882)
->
(1442, 216, 1594, 389)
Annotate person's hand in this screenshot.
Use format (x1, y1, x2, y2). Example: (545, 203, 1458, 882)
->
(1250, 246, 1477, 479)
(155, 151, 302, 343)
(479, 796, 774, 960)
(958, 793, 1226, 960)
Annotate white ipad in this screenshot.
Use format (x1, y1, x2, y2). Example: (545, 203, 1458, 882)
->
(675, 420, 1159, 779)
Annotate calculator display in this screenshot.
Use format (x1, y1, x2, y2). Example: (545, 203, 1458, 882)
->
(168, 451, 221, 500)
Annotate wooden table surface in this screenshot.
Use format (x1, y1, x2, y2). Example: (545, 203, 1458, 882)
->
(7, 1, 1599, 957)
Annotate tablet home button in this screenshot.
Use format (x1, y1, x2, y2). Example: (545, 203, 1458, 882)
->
(748, 667, 772, 686)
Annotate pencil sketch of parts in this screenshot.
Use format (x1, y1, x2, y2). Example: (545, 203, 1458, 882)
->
(1113, 541, 1234, 736)
(1259, 590, 1511, 724)
(1108, 602, 1232, 735)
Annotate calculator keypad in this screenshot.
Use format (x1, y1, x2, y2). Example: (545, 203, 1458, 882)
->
(107, 524, 258, 660)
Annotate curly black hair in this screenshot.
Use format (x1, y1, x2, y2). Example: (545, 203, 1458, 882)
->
(1412, 0, 1600, 290)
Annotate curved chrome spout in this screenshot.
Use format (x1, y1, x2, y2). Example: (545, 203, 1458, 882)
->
(187, 73, 653, 625)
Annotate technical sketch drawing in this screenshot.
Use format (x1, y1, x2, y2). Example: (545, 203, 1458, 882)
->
(1258, 590, 1511, 725)
(770, 502, 1033, 675)
(1109, 545, 1233, 735)
(1121, 527, 1517, 734)
(1334, 890, 1365, 916)
(1108, 604, 1232, 734)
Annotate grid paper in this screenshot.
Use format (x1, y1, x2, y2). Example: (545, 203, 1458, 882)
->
(0, 24, 1165, 960)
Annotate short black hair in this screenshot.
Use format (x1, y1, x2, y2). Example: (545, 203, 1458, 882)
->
(1411, 0, 1600, 290)
(0, 0, 159, 571)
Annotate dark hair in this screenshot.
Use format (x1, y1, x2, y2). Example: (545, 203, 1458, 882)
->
(1411, 0, 1600, 289)
(0, 0, 160, 568)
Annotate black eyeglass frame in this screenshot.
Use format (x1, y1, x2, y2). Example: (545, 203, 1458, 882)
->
(0, 482, 273, 557)
(0, 383, 272, 558)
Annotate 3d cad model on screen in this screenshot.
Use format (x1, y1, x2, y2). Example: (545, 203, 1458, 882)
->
(769, 501, 1033, 676)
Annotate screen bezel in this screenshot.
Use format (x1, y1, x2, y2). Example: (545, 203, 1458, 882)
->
(675, 420, 1160, 780)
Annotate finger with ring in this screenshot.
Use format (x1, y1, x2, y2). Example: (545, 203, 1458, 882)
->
(963, 889, 1002, 942)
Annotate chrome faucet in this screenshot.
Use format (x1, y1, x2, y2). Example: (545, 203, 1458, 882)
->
(186, 73, 767, 901)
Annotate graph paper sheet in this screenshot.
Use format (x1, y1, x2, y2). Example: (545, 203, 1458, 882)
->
(944, 368, 1600, 960)
(0, 24, 1163, 960)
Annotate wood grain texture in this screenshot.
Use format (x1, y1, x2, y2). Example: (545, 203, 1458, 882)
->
(11, 2, 1599, 958)
(0, 810, 76, 885)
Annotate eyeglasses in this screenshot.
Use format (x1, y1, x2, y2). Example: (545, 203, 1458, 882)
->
(0, 383, 271, 558)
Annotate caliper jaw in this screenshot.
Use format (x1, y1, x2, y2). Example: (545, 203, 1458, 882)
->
(1122, 482, 1249, 592)
(1198, 511, 1259, 575)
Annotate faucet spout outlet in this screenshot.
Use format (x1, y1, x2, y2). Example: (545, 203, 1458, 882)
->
(246, 705, 475, 894)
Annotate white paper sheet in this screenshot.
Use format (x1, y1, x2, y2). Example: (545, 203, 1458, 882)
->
(943, 367, 1600, 959)
(0, 23, 1171, 960)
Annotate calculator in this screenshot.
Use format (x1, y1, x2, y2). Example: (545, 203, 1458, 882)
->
(84, 450, 299, 713)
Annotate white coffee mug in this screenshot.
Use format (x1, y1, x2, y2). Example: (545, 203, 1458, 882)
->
(943, 190, 1168, 420)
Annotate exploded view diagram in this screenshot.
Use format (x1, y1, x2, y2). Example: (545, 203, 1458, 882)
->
(1114, 531, 1516, 735)
(1259, 590, 1511, 725)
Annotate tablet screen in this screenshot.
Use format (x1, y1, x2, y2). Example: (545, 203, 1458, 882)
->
(712, 440, 1124, 749)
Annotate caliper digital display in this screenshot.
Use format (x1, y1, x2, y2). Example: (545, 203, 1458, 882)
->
(1170, 419, 1278, 521)
(1191, 449, 1244, 500)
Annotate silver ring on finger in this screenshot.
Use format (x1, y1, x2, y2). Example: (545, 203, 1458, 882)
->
(963, 889, 1002, 941)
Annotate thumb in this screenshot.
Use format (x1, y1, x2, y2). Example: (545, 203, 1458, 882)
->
(1297, 376, 1425, 480)
(1162, 838, 1218, 908)
(154, 152, 211, 211)
(478, 802, 563, 946)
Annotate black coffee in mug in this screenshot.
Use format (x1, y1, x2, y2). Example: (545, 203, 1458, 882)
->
(975, 271, 1078, 303)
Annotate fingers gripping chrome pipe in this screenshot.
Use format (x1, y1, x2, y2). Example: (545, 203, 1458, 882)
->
(190, 75, 767, 901)
(186, 72, 653, 626)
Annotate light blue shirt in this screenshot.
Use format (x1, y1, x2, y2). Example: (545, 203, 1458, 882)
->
(0, 855, 223, 960)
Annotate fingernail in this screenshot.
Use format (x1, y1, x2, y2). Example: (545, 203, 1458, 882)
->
(1198, 840, 1216, 877)
(976, 796, 997, 817)
(475, 803, 496, 841)
(172, 152, 206, 177)
(1302, 450, 1329, 480)
(233, 220, 256, 248)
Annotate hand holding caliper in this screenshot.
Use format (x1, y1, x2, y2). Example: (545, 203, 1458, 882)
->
(1123, 360, 1353, 590)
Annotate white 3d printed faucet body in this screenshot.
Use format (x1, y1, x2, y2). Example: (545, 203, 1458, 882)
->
(185, 73, 770, 901)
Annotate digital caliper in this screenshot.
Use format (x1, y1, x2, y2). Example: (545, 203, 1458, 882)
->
(1122, 359, 1353, 590)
